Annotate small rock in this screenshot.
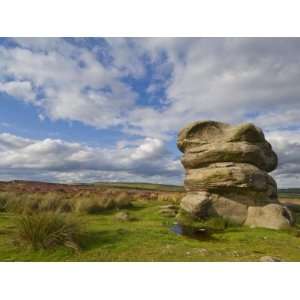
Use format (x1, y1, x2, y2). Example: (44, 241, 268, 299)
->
(115, 211, 131, 221)
(160, 204, 177, 210)
(259, 256, 281, 262)
(159, 208, 176, 217)
(197, 248, 208, 255)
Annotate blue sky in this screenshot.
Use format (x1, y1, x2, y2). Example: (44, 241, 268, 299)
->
(0, 38, 300, 187)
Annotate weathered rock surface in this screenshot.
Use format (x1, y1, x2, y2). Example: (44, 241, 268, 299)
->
(177, 121, 277, 172)
(245, 204, 294, 230)
(207, 194, 248, 224)
(181, 142, 277, 172)
(184, 162, 277, 195)
(180, 192, 211, 218)
(176, 120, 293, 229)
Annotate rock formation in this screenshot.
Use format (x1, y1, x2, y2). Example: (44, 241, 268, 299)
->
(177, 120, 293, 229)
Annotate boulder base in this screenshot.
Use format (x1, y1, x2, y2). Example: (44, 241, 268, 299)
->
(180, 191, 248, 225)
(244, 204, 294, 230)
(180, 192, 211, 218)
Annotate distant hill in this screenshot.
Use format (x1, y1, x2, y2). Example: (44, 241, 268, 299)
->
(1, 179, 299, 195)
(92, 182, 184, 192)
(0, 180, 185, 193)
(278, 188, 300, 198)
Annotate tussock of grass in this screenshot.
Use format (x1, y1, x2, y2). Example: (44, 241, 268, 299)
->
(0, 194, 8, 212)
(113, 192, 133, 208)
(15, 212, 85, 251)
(74, 193, 132, 214)
(74, 197, 114, 214)
(37, 193, 74, 213)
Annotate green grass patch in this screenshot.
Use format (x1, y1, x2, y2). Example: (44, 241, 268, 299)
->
(0, 200, 300, 261)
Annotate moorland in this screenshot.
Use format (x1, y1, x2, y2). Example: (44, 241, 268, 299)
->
(0, 180, 299, 262)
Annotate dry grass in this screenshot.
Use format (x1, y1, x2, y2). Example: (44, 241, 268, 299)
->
(0, 192, 73, 214)
(74, 192, 132, 214)
(0, 190, 135, 215)
(74, 197, 114, 214)
(0, 193, 9, 212)
(157, 193, 182, 204)
(113, 192, 133, 207)
(0, 184, 184, 217)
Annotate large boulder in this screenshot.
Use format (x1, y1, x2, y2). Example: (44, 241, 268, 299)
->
(244, 204, 294, 230)
(176, 120, 292, 230)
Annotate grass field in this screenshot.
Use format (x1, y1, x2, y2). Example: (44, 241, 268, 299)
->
(1, 197, 300, 262)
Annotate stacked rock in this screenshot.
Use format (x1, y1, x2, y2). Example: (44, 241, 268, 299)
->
(177, 120, 293, 229)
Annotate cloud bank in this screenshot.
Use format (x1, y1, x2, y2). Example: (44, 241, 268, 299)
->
(0, 132, 182, 183)
(0, 38, 299, 186)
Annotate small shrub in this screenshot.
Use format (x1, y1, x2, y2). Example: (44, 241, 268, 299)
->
(0, 195, 8, 212)
(0, 192, 19, 212)
(15, 212, 85, 250)
(38, 193, 73, 213)
(3, 193, 25, 213)
(113, 192, 132, 208)
(20, 195, 40, 213)
(74, 197, 114, 214)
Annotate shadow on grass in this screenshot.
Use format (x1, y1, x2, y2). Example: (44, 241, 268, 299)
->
(170, 224, 221, 242)
(88, 204, 145, 217)
(82, 229, 128, 250)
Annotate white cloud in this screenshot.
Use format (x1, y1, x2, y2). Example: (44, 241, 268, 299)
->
(0, 133, 33, 150)
(3, 38, 300, 138)
(0, 38, 137, 129)
(0, 80, 35, 102)
(0, 132, 182, 183)
(267, 130, 300, 187)
(121, 38, 300, 139)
